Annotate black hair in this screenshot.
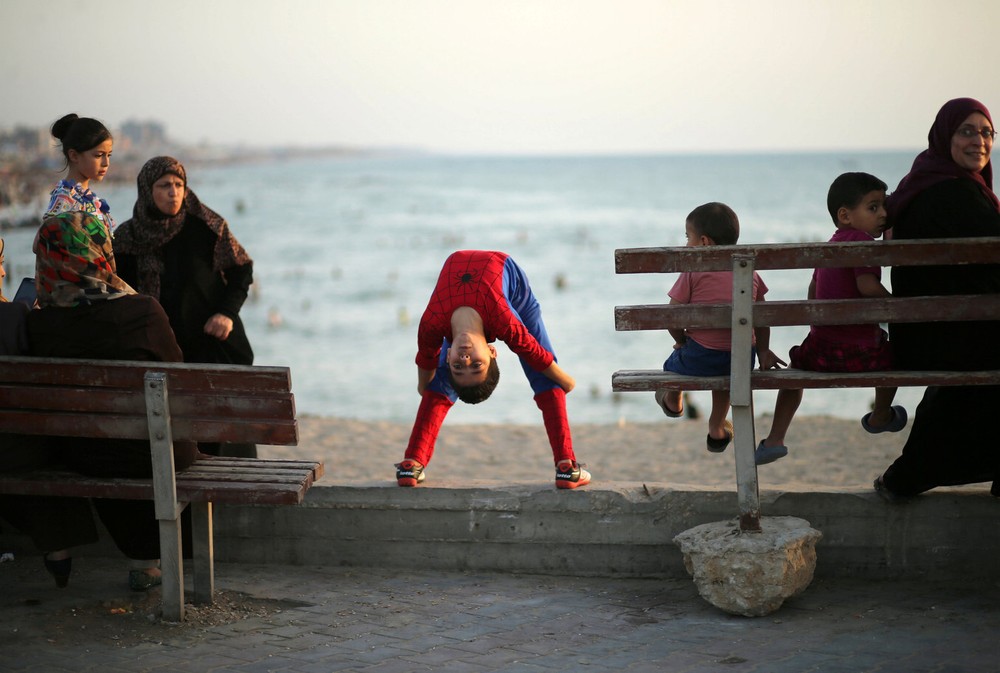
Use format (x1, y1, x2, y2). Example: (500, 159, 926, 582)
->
(450, 358, 500, 404)
(826, 172, 887, 224)
(686, 202, 739, 245)
(51, 113, 112, 163)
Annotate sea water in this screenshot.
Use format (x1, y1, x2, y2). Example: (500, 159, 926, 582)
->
(1, 151, 927, 425)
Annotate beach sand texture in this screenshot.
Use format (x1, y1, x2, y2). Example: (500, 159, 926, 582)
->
(268, 411, 906, 490)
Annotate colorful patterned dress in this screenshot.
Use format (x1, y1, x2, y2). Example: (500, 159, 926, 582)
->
(44, 180, 116, 236)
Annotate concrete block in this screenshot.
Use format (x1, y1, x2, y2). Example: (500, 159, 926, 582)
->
(39, 481, 985, 581)
(673, 516, 822, 617)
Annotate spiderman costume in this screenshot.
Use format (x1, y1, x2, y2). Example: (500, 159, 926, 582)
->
(401, 250, 586, 487)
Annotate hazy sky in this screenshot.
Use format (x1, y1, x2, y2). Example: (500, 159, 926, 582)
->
(3, 0, 999, 155)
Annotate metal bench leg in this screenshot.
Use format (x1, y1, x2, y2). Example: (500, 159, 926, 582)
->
(190, 501, 215, 605)
(731, 254, 761, 532)
(145, 372, 186, 620)
(159, 518, 185, 621)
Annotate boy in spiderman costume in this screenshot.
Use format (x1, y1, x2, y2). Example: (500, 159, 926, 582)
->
(396, 250, 591, 489)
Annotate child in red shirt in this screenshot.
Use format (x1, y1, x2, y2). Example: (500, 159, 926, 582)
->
(756, 172, 907, 465)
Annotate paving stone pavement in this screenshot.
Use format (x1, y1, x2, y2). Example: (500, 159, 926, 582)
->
(1, 557, 998, 672)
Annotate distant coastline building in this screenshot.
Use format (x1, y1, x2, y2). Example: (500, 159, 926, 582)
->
(119, 120, 168, 153)
(0, 126, 50, 160)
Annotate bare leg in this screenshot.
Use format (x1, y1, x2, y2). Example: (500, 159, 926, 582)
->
(866, 387, 899, 428)
(761, 388, 803, 448)
(707, 390, 731, 440)
(663, 390, 683, 415)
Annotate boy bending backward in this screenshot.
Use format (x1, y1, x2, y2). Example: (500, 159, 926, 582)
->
(396, 250, 590, 489)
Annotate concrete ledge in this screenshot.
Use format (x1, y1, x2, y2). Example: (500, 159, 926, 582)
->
(211, 482, 1000, 580)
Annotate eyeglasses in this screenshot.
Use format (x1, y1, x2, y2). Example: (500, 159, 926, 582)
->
(955, 125, 997, 141)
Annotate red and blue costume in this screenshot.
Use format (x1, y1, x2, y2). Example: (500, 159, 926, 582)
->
(405, 250, 575, 467)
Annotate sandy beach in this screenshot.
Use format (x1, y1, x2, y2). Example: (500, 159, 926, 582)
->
(263, 412, 908, 491)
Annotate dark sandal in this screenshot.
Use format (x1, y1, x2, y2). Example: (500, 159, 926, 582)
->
(129, 569, 163, 592)
(655, 390, 683, 418)
(706, 420, 734, 453)
(43, 555, 72, 589)
(873, 475, 907, 503)
(862, 406, 908, 434)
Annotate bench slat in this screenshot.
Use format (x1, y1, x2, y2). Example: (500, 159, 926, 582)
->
(615, 295, 1000, 331)
(615, 237, 1000, 273)
(0, 410, 298, 444)
(0, 457, 322, 505)
(612, 369, 1000, 392)
(0, 385, 294, 418)
(0, 356, 292, 394)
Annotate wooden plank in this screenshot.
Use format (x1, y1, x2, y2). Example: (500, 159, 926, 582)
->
(0, 385, 145, 414)
(177, 469, 321, 484)
(0, 385, 293, 413)
(615, 237, 1000, 274)
(193, 457, 324, 474)
(175, 481, 315, 505)
(0, 356, 293, 394)
(615, 295, 1000, 331)
(0, 410, 298, 445)
(0, 461, 322, 505)
(611, 369, 1000, 392)
(612, 371, 730, 391)
(0, 472, 158, 499)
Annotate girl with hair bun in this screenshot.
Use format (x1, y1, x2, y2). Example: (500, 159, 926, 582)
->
(44, 113, 117, 235)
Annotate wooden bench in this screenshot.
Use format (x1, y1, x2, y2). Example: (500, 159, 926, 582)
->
(613, 237, 1000, 532)
(0, 355, 323, 621)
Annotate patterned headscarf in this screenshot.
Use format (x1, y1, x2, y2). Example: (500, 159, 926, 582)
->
(887, 97, 1000, 219)
(113, 156, 252, 299)
(33, 212, 135, 308)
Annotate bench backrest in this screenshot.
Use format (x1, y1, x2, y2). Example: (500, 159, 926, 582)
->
(615, 237, 1000, 332)
(0, 356, 298, 446)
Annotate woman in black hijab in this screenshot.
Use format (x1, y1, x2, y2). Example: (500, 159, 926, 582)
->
(876, 98, 1000, 498)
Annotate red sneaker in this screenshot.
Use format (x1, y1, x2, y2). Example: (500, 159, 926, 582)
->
(555, 460, 591, 489)
(395, 460, 426, 487)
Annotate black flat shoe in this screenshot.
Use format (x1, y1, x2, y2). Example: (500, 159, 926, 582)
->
(873, 475, 907, 503)
(43, 555, 72, 588)
(129, 569, 162, 592)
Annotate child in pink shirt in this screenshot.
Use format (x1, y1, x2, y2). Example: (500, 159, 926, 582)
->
(657, 203, 783, 452)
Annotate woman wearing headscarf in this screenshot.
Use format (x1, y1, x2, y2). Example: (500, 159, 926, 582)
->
(114, 157, 256, 457)
(875, 97, 1000, 498)
(27, 211, 200, 590)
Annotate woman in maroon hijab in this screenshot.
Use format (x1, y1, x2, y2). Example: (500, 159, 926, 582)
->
(876, 98, 1000, 499)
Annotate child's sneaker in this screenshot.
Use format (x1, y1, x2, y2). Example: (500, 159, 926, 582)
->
(555, 460, 591, 489)
(395, 460, 425, 487)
